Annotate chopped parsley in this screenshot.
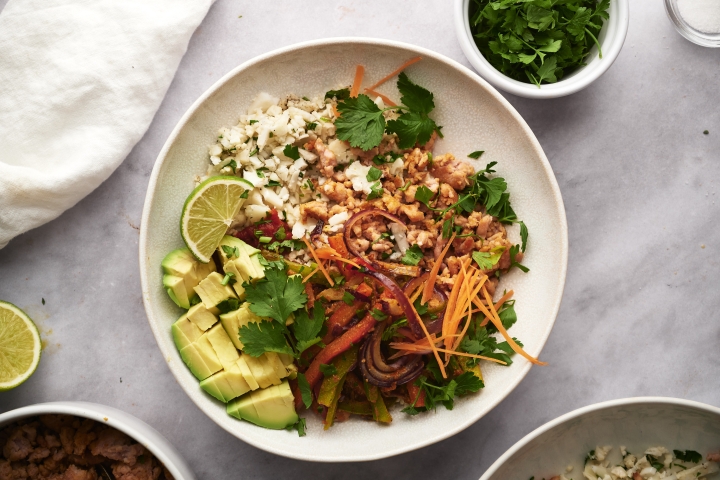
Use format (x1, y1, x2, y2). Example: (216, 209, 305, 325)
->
(283, 144, 300, 160)
(297, 373, 313, 408)
(468, 150, 484, 159)
(335, 73, 441, 150)
(401, 244, 424, 266)
(306, 122, 318, 130)
(366, 166, 383, 182)
(266, 180, 282, 187)
(414, 185, 434, 207)
(342, 291, 355, 306)
(324, 88, 350, 100)
(216, 298, 240, 314)
(367, 181, 383, 200)
(319, 364, 337, 376)
(370, 308, 388, 321)
(249, 119, 258, 125)
(674, 450, 702, 463)
(472, 247, 504, 270)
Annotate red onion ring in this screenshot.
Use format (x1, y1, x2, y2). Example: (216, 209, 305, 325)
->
(366, 270, 425, 339)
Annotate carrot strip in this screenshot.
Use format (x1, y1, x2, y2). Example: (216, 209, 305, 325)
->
(390, 344, 507, 366)
(479, 290, 514, 327)
(479, 287, 547, 366)
(303, 237, 334, 286)
(350, 65, 365, 98)
(365, 89, 397, 107)
(442, 257, 470, 340)
(332, 104, 340, 118)
(451, 275, 488, 352)
(366, 56, 422, 91)
(444, 265, 475, 353)
(314, 248, 364, 270)
(422, 232, 456, 304)
(409, 282, 424, 304)
(301, 266, 320, 284)
(410, 300, 447, 379)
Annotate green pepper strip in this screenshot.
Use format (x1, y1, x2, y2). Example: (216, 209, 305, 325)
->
(338, 400, 373, 416)
(363, 381, 392, 424)
(318, 346, 359, 429)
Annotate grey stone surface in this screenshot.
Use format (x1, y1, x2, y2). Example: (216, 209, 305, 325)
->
(0, 0, 718, 478)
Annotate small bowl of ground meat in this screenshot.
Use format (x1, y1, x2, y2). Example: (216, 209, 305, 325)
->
(0, 402, 195, 480)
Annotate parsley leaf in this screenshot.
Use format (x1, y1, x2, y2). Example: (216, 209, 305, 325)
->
(288, 417, 307, 437)
(367, 181, 383, 200)
(296, 373, 313, 408)
(306, 122, 317, 130)
(244, 264, 307, 323)
(414, 185, 434, 207)
(468, 150, 485, 159)
(291, 306, 324, 354)
(509, 244, 529, 273)
(335, 95, 386, 150)
(216, 298, 240, 314)
(238, 321, 293, 357)
(472, 248, 504, 270)
(382, 318, 407, 341)
(401, 245, 424, 266)
(325, 88, 350, 100)
(396, 72, 435, 113)
(366, 166, 383, 182)
(319, 364, 337, 376)
(386, 112, 438, 149)
(453, 371, 484, 395)
(283, 144, 300, 160)
(674, 450, 702, 463)
(519, 220, 528, 252)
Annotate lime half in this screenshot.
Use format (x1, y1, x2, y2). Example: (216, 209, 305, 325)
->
(0, 301, 41, 391)
(181, 176, 250, 263)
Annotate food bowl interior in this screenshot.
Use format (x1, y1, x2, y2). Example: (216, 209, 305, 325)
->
(456, 0, 629, 98)
(0, 402, 195, 480)
(481, 399, 720, 480)
(140, 39, 567, 461)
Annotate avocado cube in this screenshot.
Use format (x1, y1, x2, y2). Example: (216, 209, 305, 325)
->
(243, 354, 273, 389)
(206, 324, 240, 369)
(259, 354, 282, 386)
(220, 303, 262, 350)
(218, 236, 259, 264)
(186, 303, 218, 331)
(179, 340, 222, 381)
(227, 393, 260, 424)
(194, 272, 236, 310)
(200, 370, 234, 402)
(225, 361, 251, 398)
(249, 381, 298, 429)
(236, 355, 260, 390)
(163, 274, 191, 309)
(264, 352, 289, 381)
(171, 314, 203, 351)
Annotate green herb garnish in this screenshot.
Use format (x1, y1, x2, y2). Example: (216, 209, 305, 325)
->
(283, 144, 300, 160)
(401, 245, 424, 266)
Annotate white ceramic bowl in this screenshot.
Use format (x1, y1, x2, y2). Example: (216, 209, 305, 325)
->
(664, 0, 720, 48)
(454, 0, 630, 98)
(480, 397, 720, 480)
(139, 38, 568, 461)
(0, 401, 195, 479)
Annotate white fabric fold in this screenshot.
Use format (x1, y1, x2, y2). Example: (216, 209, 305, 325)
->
(0, 0, 213, 248)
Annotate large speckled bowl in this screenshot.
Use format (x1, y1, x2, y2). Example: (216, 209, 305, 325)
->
(139, 38, 568, 462)
(479, 397, 720, 480)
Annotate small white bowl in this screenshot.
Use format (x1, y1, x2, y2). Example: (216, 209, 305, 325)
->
(665, 0, 720, 48)
(0, 402, 195, 480)
(454, 0, 630, 98)
(480, 397, 720, 480)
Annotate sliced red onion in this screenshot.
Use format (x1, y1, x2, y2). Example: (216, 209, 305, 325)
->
(359, 323, 424, 388)
(367, 270, 424, 339)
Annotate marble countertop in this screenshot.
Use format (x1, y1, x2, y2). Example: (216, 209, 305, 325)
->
(1, 0, 718, 478)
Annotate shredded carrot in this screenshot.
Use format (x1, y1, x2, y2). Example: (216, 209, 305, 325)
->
(443, 265, 476, 353)
(479, 290, 514, 327)
(450, 274, 488, 353)
(444, 271, 487, 361)
(350, 65, 365, 98)
(313, 247, 364, 270)
(422, 232, 456, 304)
(442, 257, 471, 340)
(332, 104, 340, 118)
(409, 282, 424, 304)
(390, 344, 507, 366)
(478, 286, 547, 366)
(364, 89, 397, 107)
(410, 301, 447, 379)
(365, 56, 422, 91)
(302, 237, 334, 286)
(301, 266, 320, 284)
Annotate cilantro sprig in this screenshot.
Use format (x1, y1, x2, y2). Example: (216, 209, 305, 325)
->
(335, 73, 442, 151)
(468, 0, 610, 87)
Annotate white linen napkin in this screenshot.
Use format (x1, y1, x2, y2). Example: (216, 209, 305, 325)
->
(0, 0, 213, 249)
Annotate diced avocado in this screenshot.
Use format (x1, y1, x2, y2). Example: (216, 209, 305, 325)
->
(237, 355, 260, 390)
(206, 324, 240, 369)
(243, 354, 273, 389)
(264, 352, 289, 381)
(194, 272, 236, 309)
(162, 248, 216, 309)
(179, 335, 222, 381)
(163, 274, 191, 309)
(227, 381, 298, 430)
(259, 354, 282, 386)
(217, 236, 259, 264)
(199, 362, 251, 403)
(221, 260, 246, 299)
(219, 303, 262, 349)
(200, 370, 235, 402)
(171, 314, 203, 350)
(186, 303, 218, 331)
(227, 392, 260, 424)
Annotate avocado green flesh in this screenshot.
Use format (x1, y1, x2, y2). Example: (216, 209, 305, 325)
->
(179, 340, 222, 381)
(161, 248, 215, 309)
(227, 380, 298, 429)
(194, 272, 236, 309)
(186, 303, 218, 331)
(199, 362, 251, 402)
(219, 303, 262, 350)
(206, 324, 240, 369)
(171, 315, 203, 350)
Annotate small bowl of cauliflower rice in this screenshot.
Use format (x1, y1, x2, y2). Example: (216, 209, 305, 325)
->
(140, 38, 567, 461)
(479, 397, 720, 480)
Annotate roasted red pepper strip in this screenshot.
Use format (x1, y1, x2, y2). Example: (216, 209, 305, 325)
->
(298, 311, 377, 408)
(323, 300, 364, 343)
(407, 383, 426, 408)
(304, 282, 315, 309)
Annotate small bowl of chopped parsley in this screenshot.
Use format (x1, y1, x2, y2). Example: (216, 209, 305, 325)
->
(454, 0, 629, 98)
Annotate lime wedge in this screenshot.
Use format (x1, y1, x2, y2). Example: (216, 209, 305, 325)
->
(0, 301, 41, 391)
(181, 176, 249, 263)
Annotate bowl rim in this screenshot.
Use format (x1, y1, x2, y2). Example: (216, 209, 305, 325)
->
(0, 401, 195, 479)
(478, 396, 720, 480)
(453, 0, 630, 99)
(139, 36, 568, 461)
